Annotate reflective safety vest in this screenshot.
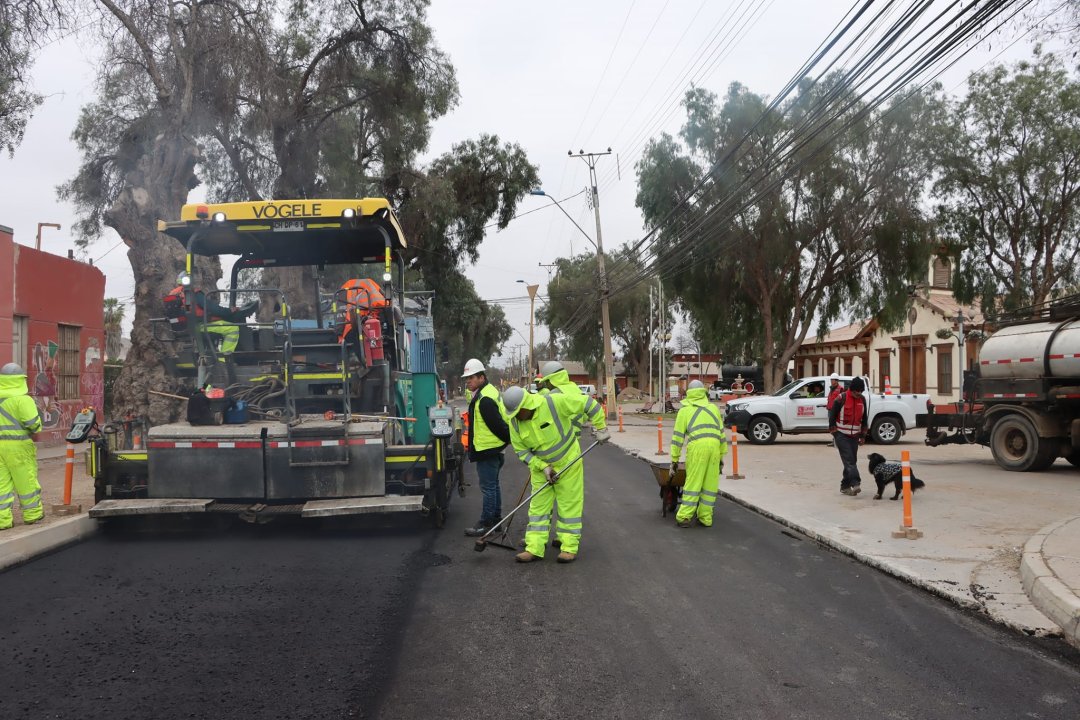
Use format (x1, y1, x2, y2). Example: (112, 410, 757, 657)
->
(835, 391, 866, 437)
(470, 382, 507, 452)
(510, 392, 605, 473)
(336, 278, 387, 340)
(544, 369, 599, 435)
(0, 377, 43, 444)
(670, 388, 726, 462)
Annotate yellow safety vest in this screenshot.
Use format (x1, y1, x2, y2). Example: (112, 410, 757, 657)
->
(471, 382, 507, 452)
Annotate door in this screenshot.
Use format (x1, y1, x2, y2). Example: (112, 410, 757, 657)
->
(897, 339, 927, 394)
(785, 380, 830, 430)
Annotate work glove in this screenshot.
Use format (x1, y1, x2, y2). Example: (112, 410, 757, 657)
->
(670, 461, 679, 475)
(594, 429, 611, 444)
(545, 466, 558, 484)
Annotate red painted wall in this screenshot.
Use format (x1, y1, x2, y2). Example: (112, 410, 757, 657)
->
(4, 231, 106, 446)
(0, 226, 14, 366)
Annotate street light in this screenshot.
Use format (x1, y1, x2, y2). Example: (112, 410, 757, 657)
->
(517, 279, 539, 379)
(36, 222, 61, 250)
(529, 187, 617, 419)
(935, 310, 969, 403)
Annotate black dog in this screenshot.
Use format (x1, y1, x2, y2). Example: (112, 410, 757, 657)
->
(867, 452, 926, 500)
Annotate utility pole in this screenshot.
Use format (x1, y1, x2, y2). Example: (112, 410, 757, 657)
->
(571, 148, 616, 419)
(539, 262, 558, 284)
(648, 284, 654, 400)
(658, 277, 665, 408)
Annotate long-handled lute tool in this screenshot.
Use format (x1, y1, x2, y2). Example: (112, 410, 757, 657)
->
(474, 441, 599, 552)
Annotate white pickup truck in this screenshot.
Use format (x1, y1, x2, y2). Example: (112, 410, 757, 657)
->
(722, 375, 930, 445)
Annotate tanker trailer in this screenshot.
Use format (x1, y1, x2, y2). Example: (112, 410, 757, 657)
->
(926, 296, 1080, 471)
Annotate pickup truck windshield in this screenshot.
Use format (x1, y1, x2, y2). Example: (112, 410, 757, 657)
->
(772, 380, 801, 396)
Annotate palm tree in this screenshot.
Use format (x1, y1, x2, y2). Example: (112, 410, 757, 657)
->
(103, 298, 125, 361)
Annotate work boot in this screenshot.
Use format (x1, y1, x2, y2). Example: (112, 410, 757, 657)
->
(557, 551, 577, 563)
(677, 518, 692, 528)
(840, 487, 856, 496)
(464, 518, 499, 537)
(516, 551, 541, 563)
(852, 485, 862, 495)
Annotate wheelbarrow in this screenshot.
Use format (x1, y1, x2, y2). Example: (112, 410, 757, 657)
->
(648, 461, 685, 517)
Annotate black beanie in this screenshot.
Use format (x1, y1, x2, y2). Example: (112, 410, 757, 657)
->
(850, 377, 865, 392)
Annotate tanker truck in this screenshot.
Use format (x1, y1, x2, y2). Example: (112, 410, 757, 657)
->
(925, 294, 1080, 471)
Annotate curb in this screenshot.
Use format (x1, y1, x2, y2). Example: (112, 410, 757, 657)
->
(1022, 518, 1080, 649)
(0, 515, 99, 573)
(621, 448, 1061, 640)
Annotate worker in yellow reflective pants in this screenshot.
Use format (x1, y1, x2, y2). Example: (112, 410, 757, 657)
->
(0, 363, 45, 529)
(670, 380, 727, 528)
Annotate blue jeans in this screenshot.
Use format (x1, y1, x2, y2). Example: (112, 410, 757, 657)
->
(475, 454, 504, 525)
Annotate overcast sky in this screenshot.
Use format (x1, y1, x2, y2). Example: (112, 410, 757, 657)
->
(0, 0, 1057, 368)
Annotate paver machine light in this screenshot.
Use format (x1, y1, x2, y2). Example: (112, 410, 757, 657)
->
(80, 198, 464, 524)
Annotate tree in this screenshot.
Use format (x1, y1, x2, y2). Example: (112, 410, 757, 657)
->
(539, 249, 662, 389)
(103, 297, 125, 361)
(636, 79, 938, 391)
(0, 1, 68, 155)
(931, 50, 1080, 314)
(60, 1, 271, 422)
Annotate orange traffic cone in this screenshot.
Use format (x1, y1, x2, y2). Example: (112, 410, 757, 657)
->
(884, 376, 893, 395)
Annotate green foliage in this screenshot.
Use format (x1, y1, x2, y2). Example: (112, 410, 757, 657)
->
(0, 1, 68, 155)
(103, 297, 125, 361)
(635, 78, 938, 390)
(538, 249, 665, 385)
(931, 50, 1080, 314)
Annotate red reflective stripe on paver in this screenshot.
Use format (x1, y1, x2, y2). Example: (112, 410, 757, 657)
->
(1050, 354, 1065, 359)
(1018, 358, 1037, 363)
(148, 440, 263, 449)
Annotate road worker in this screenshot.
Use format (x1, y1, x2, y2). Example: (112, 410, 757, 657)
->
(163, 271, 256, 355)
(502, 384, 609, 563)
(539, 360, 603, 440)
(669, 379, 727, 528)
(0, 363, 44, 529)
(461, 359, 512, 537)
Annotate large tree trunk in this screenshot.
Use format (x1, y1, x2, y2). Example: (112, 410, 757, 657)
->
(106, 133, 200, 424)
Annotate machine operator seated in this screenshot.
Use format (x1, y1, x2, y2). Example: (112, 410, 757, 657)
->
(163, 270, 257, 355)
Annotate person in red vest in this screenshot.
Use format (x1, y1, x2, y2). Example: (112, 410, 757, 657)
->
(828, 376, 868, 496)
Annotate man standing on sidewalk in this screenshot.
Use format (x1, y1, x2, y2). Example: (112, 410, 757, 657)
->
(828, 376, 869, 496)
(461, 359, 512, 537)
(670, 380, 727, 527)
(0, 363, 44, 529)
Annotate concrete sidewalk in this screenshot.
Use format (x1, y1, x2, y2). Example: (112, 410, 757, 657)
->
(1, 444, 97, 571)
(609, 409, 1080, 648)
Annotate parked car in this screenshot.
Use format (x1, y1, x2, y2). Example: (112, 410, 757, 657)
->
(578, 384, 597, 398)
(722, 375, 930, 445)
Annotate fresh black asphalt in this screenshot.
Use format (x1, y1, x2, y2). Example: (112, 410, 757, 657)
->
(2, 443, 1079, 719)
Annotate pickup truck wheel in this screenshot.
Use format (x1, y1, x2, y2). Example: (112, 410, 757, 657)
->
(870, 415, 902, 445)
(990, 416, 1057, 472)
(747, 416, 778, 445)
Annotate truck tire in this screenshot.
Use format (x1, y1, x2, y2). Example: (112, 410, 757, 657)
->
(747, 416, 778, 445)
(1065, 451, 1080, 468)
(870, 415, 902, 445)
(990, 416, 1057, 472)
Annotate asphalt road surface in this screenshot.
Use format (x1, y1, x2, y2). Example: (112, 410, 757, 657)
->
(3, 443, 1079, 719)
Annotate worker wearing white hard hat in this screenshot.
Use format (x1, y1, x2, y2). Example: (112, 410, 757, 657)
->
(502, 381, 608, 564)
(0, 363, 45, 529)
(461, 359, 511, 536)
(670, 379, 727, 528)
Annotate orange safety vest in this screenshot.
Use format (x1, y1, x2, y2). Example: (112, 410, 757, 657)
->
(337, 278, 388, 341)
(163, 286, 226, 331)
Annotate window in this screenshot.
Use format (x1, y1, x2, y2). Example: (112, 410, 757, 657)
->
(878, 352, 891, 387)
(12, 316, 28, 370)
(933, 257, 951, 288)
(58, 324, 80, 400)
(937, 346, 953, 395)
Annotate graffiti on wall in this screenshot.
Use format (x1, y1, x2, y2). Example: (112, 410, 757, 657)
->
(28, 335, 105, 437)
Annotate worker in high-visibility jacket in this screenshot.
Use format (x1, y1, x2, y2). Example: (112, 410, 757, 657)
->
(670, 379, 727, 528)
(539, 360, 604, 440)
(0, 363, 44, 529)
(503, 384, 609, 563)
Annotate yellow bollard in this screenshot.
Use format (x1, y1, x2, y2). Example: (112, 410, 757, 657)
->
(726, 426, 744, 479)
(891, 450, 923, 539)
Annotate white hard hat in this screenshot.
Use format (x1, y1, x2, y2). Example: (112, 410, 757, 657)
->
(1, 362, 26, 376)
(829, 373, 839, 380)
(502, 386, 526, 417)
(461, 358, 485, 378)
(688, 379, 705, 390)
(541, 360, 564, 376)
